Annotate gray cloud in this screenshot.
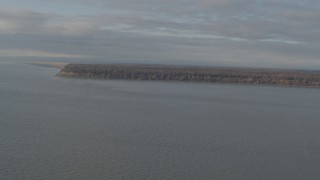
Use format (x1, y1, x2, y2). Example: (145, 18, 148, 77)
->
(1, 0, 320, 69)
(0, 8, 49, 33)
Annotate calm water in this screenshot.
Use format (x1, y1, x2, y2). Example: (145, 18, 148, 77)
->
(1, 62, 320, 180)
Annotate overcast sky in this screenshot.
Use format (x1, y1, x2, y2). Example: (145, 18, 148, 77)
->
(1, 0, 320, 69)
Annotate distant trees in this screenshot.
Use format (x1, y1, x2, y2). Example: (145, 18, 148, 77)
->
(58, 64, 320, 87)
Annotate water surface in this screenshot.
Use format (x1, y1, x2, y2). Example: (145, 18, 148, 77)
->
(1, 62, 320, 179)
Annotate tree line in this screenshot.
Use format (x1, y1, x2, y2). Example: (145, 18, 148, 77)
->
(58, 64, 320, 87)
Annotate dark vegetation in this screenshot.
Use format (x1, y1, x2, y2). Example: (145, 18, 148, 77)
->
(58, 64, 320, 87)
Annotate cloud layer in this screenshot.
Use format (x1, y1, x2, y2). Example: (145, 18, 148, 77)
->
(1, 0, 320, 69)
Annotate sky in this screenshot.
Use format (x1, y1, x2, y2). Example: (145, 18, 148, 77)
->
(1, 0, 320, 69)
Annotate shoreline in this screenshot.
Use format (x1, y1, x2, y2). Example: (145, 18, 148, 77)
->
(57, 63, 320, 88)
(57, 75, 320, 89)
(21, 61, 69, 69)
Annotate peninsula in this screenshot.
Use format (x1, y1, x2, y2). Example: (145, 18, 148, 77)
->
(58, 64, 320, 87)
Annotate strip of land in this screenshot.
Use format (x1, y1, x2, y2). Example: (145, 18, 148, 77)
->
(23, 61, 68, 69)
(58, 64, 320, 87)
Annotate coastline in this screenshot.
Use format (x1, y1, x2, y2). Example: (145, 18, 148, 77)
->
(57, 63, 320, 88)
(22, 61, 69, 69)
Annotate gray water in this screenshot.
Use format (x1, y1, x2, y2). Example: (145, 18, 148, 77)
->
(1, 61, 320, 180)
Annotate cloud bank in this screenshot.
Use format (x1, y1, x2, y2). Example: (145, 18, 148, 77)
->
(1, 0, 320, 69)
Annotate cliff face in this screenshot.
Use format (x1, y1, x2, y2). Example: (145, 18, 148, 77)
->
(58, 64, 320, 87)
